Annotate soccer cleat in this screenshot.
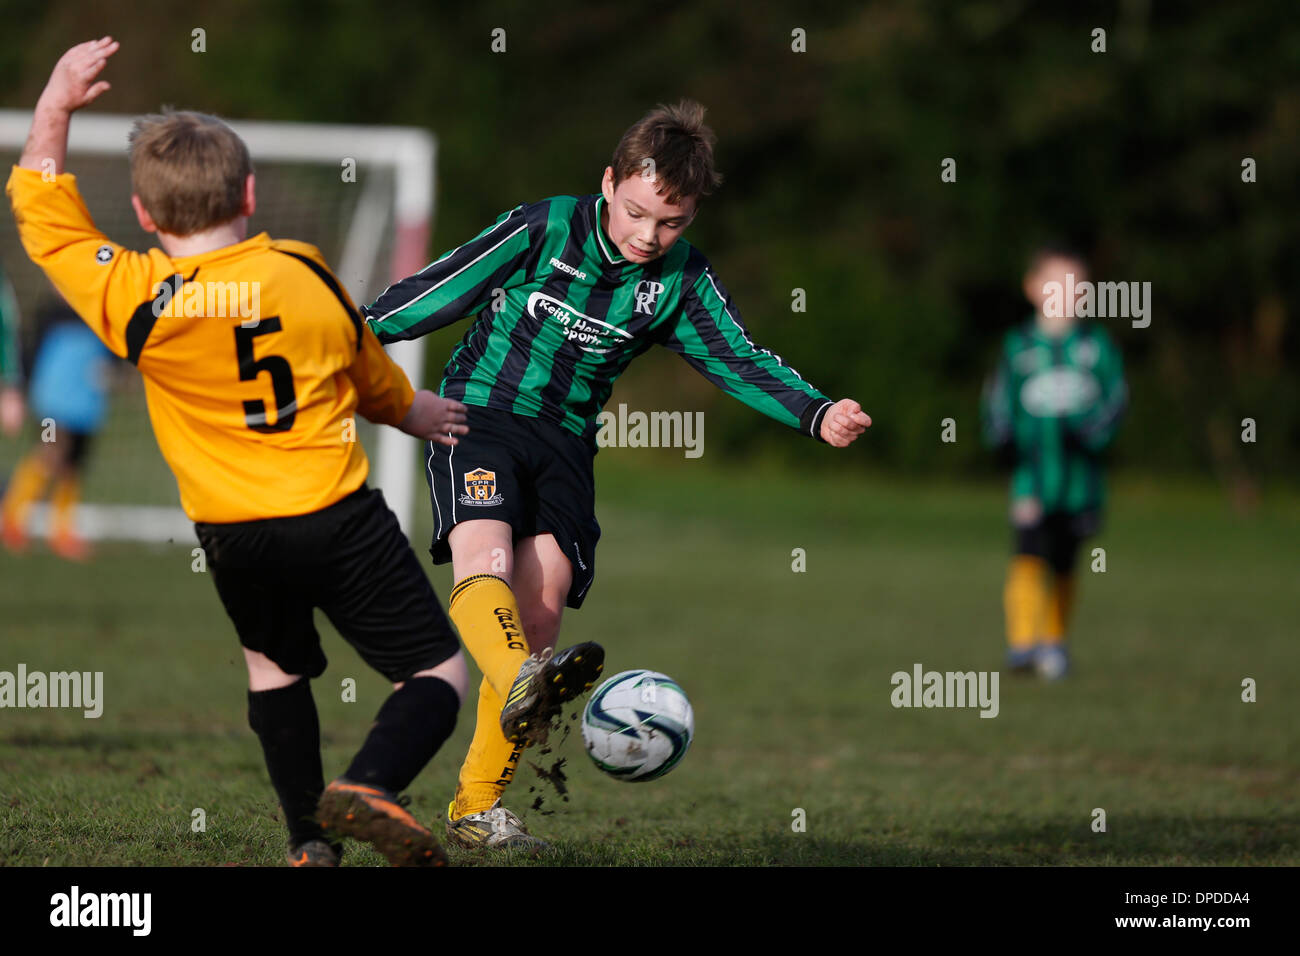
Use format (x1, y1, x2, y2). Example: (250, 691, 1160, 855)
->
(49, 530, 91, 562)
(317, 778, 447, 867)
(500, 641, 605, 746)
(445, 799, 548, 852)
(1035, 643, 1070, 681)
(1, 513, 27, 553)
(286, 838, 340, 867)
(1005, 646, 1037, 674)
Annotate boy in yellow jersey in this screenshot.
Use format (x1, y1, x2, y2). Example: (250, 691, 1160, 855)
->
(8, 38, 478, 866)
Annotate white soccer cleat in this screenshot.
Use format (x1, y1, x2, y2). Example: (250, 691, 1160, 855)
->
(445, 799, 548, 852)
(1035, 644, 1070, 681)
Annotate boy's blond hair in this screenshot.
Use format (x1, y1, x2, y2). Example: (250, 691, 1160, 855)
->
(128, 110, 252, 236)
(611, 99, 723, 206)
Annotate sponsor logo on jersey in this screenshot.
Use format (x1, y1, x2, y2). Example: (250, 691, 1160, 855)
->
(460, 467, 504, 506)
(95, 244, 114, 264)
(548, 256, 588, 282)
(526, 291, 633, 353)
(1019, 367, 1100, 417)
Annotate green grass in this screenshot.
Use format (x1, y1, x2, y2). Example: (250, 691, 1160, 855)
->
(1, 455, 1297, 866)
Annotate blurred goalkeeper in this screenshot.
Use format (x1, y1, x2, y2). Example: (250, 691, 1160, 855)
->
(1, 295, 114, 560)
(7, 38, 488, 866)
(981, 245, 1128, 680)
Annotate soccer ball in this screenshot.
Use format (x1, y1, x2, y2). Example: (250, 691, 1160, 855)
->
(581, 670, 694, 782)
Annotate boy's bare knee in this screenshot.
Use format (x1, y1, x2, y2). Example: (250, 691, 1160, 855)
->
(449, 520, 515, 584)
(522, 602, 564, 651)
(404, 650, 470, 704)
(243, 648, 300, 692)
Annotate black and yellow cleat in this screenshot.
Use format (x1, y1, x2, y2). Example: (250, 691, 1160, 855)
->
(500, 642, 605, 747)
(317, 778, 448, 867)
(286, 837, 340, 867)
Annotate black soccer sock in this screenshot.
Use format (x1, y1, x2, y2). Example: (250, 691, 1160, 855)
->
(344, 677, 459, 793)
(247, 679, 329, 848)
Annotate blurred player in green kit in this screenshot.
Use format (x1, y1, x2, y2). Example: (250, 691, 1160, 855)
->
(981, 246, 1128, 680)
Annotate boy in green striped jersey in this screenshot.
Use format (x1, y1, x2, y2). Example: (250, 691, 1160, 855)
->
(363, 100, 870, 848)
(981, 246, 1127, 680)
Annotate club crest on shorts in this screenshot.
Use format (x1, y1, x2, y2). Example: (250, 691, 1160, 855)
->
(460, 467, 504, 506)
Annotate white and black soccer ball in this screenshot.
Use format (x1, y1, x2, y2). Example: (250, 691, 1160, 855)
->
(581, 670, 693, 782)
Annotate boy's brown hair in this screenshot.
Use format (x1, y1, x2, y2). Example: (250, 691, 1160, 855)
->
(611, 99, 723, 206)
(128, 110, 252, 236)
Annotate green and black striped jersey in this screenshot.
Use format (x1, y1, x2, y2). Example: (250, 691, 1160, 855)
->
(981, 318, 1127, 514)
(362, 194, 832, 446)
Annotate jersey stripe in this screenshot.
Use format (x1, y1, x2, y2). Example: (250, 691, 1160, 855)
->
(274, 248, 362, 350)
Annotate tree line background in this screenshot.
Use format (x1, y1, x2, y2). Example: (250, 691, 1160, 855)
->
(2, 0, 1295, 490)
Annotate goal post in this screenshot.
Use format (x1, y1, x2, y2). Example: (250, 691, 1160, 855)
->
(0, 110, 435, 542)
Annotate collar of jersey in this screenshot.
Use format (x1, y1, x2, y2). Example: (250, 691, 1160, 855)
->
(167, 231, 273, 268)
(592, 195, 627, 267)
(1028, 313, 1080, 344)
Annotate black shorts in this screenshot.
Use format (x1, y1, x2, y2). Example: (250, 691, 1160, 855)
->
(425, 405, 599, 609)
(1014, 510, 1102, 575)
(60, 429, 94, 468)
(194, 485, 459, 683)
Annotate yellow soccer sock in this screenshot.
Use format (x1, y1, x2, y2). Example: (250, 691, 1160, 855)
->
(50, 475, 81, 539)
(1043, 572, 1075, 645)
(1, 452, 52, 528)
(1003, 555, 1050, 650)
(447, 573, 532, 701)
(451, 676, 524, 819)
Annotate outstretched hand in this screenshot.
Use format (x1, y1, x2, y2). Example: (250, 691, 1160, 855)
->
(20, 37, 119, 173)
(39, 37, 118, 114)
(820, 398, 871, 448)
(399, 390, 470, 446)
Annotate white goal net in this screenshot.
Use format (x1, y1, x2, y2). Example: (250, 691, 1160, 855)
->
(0, 111, 434, 543)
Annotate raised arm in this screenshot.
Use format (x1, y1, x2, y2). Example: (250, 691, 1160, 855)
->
(7, 37, 158, 360)
(18, 37, 118, 175)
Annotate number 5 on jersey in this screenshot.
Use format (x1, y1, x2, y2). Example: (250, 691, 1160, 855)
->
(236, 318, 297, 432)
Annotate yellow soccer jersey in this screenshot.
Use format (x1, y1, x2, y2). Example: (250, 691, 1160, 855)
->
(6, 165, 415, 522)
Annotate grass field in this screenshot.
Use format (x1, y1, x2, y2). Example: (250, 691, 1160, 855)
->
(1, 454, 1296, 866)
